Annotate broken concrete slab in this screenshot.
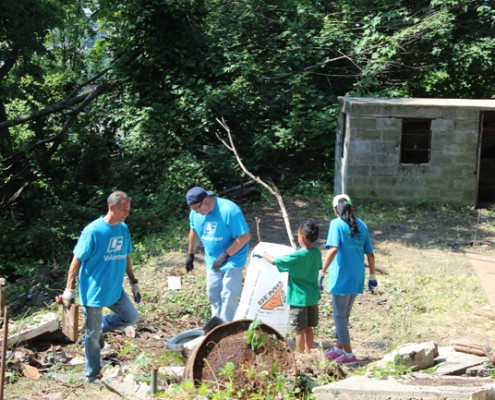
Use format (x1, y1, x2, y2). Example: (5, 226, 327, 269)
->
(0, 312, 59, 347)
(312, 374, 495, 400)
(158, 366, 184, 381)
(102, 369, 149, 400)
(434, 346, 488, 376)
(48, 372, 86, 384)
(101, 365, 169, 400)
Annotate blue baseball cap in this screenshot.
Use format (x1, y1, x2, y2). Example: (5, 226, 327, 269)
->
(186, 187, 214, 206)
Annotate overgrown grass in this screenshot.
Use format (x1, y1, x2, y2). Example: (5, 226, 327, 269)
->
(5, 199, 495, 399)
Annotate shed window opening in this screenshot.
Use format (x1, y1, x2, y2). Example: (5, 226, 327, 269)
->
(400, 118, 432, 164)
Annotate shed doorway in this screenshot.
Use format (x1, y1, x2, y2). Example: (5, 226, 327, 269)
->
(477, 111, 495, 208)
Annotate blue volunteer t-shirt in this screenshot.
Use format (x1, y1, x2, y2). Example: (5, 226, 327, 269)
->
(325, 217, 373, 295)
(74, 217, 133, 307)
(189, 197, 249, 271)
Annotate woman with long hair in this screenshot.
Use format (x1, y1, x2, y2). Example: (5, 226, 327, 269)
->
(320, 194, 377, 364)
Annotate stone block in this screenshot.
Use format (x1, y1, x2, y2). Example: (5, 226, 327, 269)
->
(354, 128, 383, 141)
(376, 117, 401, 130)
(370, 165, 398, 177)
(381, 130, 401, 142)
(368, 342, 439, 373)
(431, 118, 455, 132)
(441, 144, 466, 156)
(348, 117, 376, 130)
(454, 107, 483, 120)
(454, 119, 481, 132)
(347, 165, 372, 178)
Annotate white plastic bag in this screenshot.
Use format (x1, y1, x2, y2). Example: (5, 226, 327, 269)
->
(234, 242, 294, 336)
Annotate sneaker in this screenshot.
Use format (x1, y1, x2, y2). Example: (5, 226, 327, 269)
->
(324, 349, 343, 360)
(86, 376, 102, 384)
(334, 353, 357, 364)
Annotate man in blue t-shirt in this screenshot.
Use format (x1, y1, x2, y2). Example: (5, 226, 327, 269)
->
(185, 186, 250, 322)
(60, 191, 141, 383)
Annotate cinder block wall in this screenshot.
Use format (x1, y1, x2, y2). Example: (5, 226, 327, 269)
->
(334, 98, 481, 205)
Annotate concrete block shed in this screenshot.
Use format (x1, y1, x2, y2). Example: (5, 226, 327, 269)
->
(334, 97, 495, 207)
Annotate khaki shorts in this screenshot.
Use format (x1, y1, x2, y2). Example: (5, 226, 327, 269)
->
(289, 304, 319, 331)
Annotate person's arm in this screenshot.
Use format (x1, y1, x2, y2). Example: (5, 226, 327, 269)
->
(225, 232, 251, 256)
(126, 255, 138, 283)
(126, 255, 142, 303)
(321, 247, 339, 273)
(212, 231, 250, 272)
(59, 256, 81, 307)
(262, 251, 275, 265)
(366, 252, 378, 294)
(366, 253, 376, 275)
(65, 256, 81, 289)
(187, 229, 201, 254)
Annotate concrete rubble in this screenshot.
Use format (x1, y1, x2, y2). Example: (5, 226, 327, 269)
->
(313, 344, 495, 400)
(0, 312, 59, 347)
(312, 374, 495, 400)
(367, 341, 439, 373)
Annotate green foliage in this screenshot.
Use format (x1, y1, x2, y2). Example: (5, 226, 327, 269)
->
(118, 341, 139, 357)
(133, 352, 152, 369)
(366, 353, 413, 379)
(1, 0, 495, 306)
(246, 318, 268, 352)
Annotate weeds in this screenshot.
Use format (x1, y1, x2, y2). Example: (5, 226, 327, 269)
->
(246, 318, 268, 352)
(366, 356, 413, 379)
(5, 199, 495, 399)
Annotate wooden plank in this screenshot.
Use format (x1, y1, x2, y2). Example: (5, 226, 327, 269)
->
(0, 287, 4, 319)
(61, 304, 79, 343)
(454, 344, 485, 357)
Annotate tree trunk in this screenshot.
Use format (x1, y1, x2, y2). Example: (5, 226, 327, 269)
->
(0, 101, 13, 158)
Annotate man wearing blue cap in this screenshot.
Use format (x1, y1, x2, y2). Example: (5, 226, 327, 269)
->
(185, 186, 250, 322)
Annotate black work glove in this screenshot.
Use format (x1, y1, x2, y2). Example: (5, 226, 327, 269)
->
(131, 281, 142, 304)
(185, 253, 195, 272)
(368, 273, 378, 294)
(213, 251, 230, 272)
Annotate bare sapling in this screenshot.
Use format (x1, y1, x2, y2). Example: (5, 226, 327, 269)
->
(215, 117, 297, 249)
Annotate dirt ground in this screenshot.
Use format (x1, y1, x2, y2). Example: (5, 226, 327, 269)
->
(4, 197, 495, 399)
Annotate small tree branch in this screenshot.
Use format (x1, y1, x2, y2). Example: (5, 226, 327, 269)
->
(215, 117, 297, 249)
(0, 69, 112, 130)
(40, 82, 113, 163)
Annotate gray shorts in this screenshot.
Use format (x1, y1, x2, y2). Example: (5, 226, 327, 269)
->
(289, 304, 319, 331)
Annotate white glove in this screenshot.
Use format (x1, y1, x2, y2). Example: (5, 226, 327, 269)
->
(131, 282, 141, 303)
(62, 288, 75, 308)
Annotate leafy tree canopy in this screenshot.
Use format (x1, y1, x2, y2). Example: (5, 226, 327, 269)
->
(0, 0, 494, 312)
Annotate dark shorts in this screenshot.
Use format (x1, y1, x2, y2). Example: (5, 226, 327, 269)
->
(289, 304, 319, 331)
